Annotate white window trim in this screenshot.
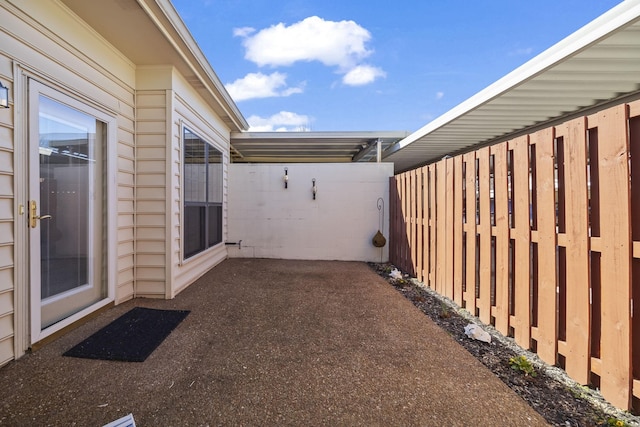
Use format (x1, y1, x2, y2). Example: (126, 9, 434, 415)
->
(179, 121, 226, 265)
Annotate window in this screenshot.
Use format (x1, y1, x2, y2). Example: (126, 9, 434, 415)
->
(183, 128, 223, 259)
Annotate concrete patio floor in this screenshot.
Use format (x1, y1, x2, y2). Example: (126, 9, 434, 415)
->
(0, 259, 547, 426)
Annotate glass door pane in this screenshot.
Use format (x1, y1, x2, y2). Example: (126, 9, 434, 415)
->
(36, 94, 106, 329)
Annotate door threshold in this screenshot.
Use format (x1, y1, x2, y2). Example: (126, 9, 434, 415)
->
(30, 302, 115, 351)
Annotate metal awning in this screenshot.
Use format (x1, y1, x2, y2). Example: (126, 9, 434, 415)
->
(230, 131, 409, 163)
(383, 0, 640, 173)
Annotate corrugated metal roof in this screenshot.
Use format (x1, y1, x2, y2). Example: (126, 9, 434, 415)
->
(384, 0, 640, 173)
(230, 131, 408, 163)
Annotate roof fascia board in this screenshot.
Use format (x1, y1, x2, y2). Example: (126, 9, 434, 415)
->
(231, 131, 409, 140)
(386, 0, 640, 157)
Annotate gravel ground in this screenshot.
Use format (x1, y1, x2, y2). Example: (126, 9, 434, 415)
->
(369, 263, 640, 427)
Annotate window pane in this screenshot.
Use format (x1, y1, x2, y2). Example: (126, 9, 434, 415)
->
(37, 93, 107, 328)
(184, 205, 205, 258)
(183, 127, 224, 260)
(208, 204, 223, 247)
(184, 129, 206, 203)
(208, 148, 223, 204)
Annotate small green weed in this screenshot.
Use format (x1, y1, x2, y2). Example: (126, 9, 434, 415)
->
(508, 355, 537, 377)
(606, 417, 629, 427)
(439, 302, 451, 319)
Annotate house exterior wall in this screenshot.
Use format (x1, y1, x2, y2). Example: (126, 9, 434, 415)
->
(227, 163, 393, 262)
(135, 67, 231, 300)
(0, 0, 138, 359)
(170, 72, 230, 297)
(0, 56, 15, 367)
(0, 0, 236, 364)
(135, 83, 170, 299)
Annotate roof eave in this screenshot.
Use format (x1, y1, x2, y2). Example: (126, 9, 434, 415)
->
(385, 0, 640, 164)
(149, 0, 249, 131)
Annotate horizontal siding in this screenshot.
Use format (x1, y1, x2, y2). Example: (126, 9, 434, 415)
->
(171, 88, 230, 296)
(0, 150, 11, 171)
(0, 268, 13, 293)
(113, 116, 137, 305)
(135, 90, 168, 298)
(1, 1, 138, 348)
(0, 61, 14, 366)
(1, 1, 135, 110)
(0, 336, 13, 367)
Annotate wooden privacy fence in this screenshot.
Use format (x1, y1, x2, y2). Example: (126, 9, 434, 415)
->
(389, 100, 640, 411)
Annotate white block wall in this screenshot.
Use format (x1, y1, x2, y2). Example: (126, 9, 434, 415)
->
(227, 163, 393, 262)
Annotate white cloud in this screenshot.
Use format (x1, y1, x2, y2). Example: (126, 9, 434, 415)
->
(342, 64, 386, 86)
(225, 72, 304, 102)
(235, 16, 373, 70)
(435, 91, 444, 100)
(233, 26, 255, 38)
(247, 111, 312, 132)
(510, 47, 534, 56)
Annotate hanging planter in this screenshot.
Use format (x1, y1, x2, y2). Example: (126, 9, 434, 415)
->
(372, 197, 386, 248)
(372, 229, 386, 248)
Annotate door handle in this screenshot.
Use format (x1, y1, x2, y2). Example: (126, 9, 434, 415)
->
(29, 200, 52, 228)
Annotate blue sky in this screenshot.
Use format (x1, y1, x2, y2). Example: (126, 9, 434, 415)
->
(172, 0, 623, 132)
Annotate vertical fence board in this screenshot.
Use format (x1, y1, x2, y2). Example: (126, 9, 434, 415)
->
(429, 164, 437, 287)
(532, 128, 558, 365)
(395, 174, 403, 271)
(434, 161, 445, 294)
(400, 174, 408, 273)
(453, 156, 464, 305)
(397, 175, 404, 270)
(423, 167, 432, 288)
(404, 173, 413, 275)
(511, 135, 531, 348)
(404, 173, 413, 274)
(629, 112, 640, 400)
(558, 117, 591, 384)
(592, 105, 632, 409)
(464, 152, 477, 313)
(389, 176, 397, 264)
(478, 147, 492, 324)
(409, 171, 417, 276)
(492, 142, 510, 333)
(416, 168, 424, 281)
(445, 158, 455, 299)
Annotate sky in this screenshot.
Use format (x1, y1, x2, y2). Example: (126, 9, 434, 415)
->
(171, 0, 624, 133)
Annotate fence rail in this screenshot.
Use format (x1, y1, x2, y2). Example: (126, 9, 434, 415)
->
(389, 100, 640, 411)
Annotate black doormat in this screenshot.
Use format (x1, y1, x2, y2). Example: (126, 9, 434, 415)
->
(63, 307, 190, 362)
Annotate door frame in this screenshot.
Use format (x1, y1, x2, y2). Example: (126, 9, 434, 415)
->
(15, 69, 117, 349)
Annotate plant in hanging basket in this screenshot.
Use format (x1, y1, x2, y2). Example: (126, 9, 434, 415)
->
(372, 230, 386, 247)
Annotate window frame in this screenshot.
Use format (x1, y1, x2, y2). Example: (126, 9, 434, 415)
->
(182, 125, 224, 260)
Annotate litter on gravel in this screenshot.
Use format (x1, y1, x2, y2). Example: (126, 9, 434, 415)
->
(464, 323, 492, 343)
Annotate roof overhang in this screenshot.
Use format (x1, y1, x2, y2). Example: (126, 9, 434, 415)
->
(384, 0, 640, 173)
(59, 0, 248, 131)
(230, 131, 409, 163)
